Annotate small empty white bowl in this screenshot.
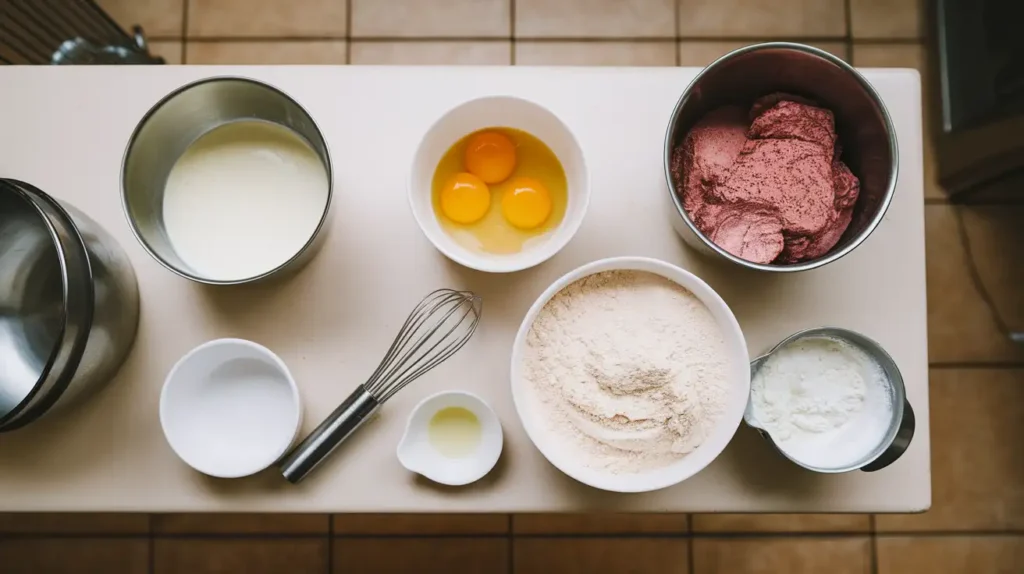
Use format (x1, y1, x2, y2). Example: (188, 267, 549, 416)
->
(397, 391, 503, 486)
(160, 338, 303, 478)
(408, 95, 590, 273)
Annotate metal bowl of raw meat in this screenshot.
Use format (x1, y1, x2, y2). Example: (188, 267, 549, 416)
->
(663, 42, 898, 272)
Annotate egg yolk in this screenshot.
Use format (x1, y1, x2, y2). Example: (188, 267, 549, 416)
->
(440, 172, 490, 224)
(464, 131, 517, 184)
(501, 177, 552, 230)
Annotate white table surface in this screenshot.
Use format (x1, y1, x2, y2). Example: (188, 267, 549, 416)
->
(0, 66, 929, 513)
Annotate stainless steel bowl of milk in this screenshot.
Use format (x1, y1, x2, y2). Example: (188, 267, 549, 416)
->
(122, 77, 332, 284)
(744, 327, 915, 473)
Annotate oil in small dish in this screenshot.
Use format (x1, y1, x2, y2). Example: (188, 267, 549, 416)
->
(432, 128, 568, 255)
(427, 406, 482, 458)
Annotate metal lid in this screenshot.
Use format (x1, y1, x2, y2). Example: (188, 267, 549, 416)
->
(0, 180, 93, 429)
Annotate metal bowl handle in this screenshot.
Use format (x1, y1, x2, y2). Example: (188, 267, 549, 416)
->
(743, 355, 770, 430)
(860, 399, 915, 472)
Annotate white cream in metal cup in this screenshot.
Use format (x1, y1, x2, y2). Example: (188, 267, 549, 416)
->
(745, 327, 915, 473)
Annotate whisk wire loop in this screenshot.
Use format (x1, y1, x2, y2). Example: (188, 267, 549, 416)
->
(365, 289, 481, 403)
(379, 297, 480, 403)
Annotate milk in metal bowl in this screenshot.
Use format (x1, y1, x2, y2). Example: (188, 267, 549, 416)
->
(162, 120, 329, 282)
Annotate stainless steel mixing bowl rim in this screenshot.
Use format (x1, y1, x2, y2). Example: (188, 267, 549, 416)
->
(0, 180, 95, 430)
(661, 41, 900, 273)
(119, 75, 335, 286)
(744, 326, 907, 473)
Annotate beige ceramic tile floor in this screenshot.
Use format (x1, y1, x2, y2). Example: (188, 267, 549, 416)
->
(3, 0, 1023, 572)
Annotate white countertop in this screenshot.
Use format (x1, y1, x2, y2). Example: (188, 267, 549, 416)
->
(0, 65, 929, 513)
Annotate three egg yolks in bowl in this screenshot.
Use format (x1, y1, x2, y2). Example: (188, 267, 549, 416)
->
(432, 128, 567, 255)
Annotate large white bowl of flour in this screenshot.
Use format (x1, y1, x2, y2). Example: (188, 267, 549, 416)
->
(511, 256, 749, 492)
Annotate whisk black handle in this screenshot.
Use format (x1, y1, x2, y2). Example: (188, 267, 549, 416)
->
(279, 384, 380, 484)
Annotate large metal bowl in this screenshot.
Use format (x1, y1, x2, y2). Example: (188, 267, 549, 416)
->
(0, 179, 139, 432)
(663, 42, 899, 272)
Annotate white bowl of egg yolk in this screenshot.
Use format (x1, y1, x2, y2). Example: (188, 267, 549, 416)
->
(409, 96, 589, 273)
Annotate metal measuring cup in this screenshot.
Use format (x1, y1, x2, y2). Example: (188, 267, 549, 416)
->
(744, 327, 915, 473)
(121, 76, 333, 285)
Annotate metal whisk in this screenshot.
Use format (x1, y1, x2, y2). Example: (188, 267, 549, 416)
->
(280, 289, 482, 483)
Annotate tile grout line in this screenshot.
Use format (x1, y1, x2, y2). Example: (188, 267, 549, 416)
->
(926, 197, 1024, 206)
(951, 205, 1023, 348)
(848, 37, 923, 45)
(930, 361, 1024, 369)
(148, 513, 155, 573)
(345, 0, 352, 64)
(844, 0, 853, 61)
(674, 0, 681, 66)
(869, 514, 879, 574)
(7, 529, 1024, 540)
(687, 514, 695, 574)
(165, 35, 892, 44)
(509, 0, 516, 65)
(327, 515, 334, 574)
(211, 35, 507, 42)
(508, 514, 514, 573)
(180, 0, 189, 64)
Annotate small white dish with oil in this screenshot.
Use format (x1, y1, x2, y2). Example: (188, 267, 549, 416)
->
(397, 391, 503, 486)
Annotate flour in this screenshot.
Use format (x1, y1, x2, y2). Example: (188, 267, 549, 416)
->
(749, 336, 893, 469)
(522, 270, 732, 474)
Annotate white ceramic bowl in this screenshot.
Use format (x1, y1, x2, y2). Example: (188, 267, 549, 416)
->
(409, 95, 590, 273)
(510, 256, 750, 492)
(160, 338, 303, 478)
(397, 391, 503, 486)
